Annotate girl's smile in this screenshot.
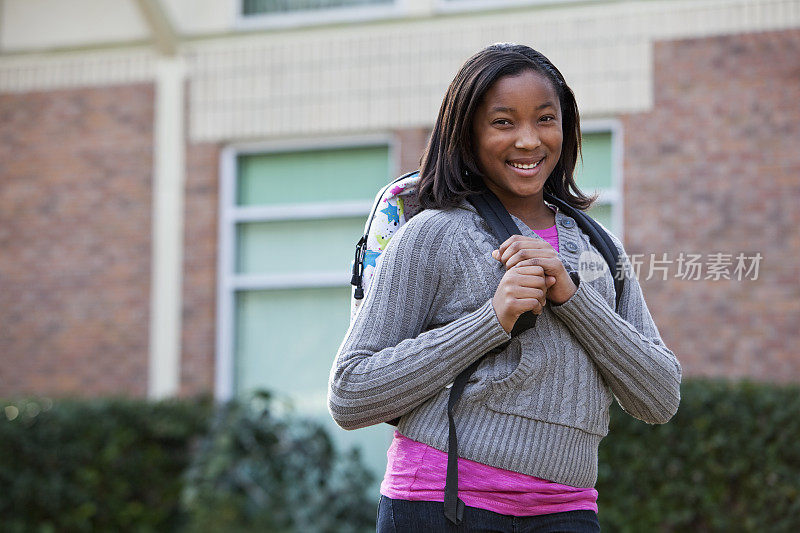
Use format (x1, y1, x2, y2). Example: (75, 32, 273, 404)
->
(473, 70, 563, 224)
(507, 156, 545, 174)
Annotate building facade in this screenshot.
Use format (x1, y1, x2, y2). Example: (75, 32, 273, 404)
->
(2, 0, 799, 475)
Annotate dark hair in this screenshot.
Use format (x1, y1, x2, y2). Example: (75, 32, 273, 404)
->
(417, 43, 596, 210)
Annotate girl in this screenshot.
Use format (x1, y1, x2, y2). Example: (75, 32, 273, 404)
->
(328, 43, 681, 532)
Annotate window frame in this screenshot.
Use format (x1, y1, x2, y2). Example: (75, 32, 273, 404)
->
(235, 0, 408, 31)
(579, 118, 624, 242)
(215, 134, 396, 400)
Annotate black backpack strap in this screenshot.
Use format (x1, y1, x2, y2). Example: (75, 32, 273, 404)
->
(468, 190, 538, 334)
(468, 192, 521, 245)
(543, 192, 625, 312)
(440, 191, 536, 525)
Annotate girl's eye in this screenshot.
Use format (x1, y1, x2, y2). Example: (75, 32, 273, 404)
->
(492, 119, 512, 126)
(540, 115, 556, 123)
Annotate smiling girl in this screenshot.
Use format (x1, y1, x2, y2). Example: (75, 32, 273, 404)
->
(329, 43, 681, 532)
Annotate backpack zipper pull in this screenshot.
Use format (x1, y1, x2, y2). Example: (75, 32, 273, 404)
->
(351, 235, 367, 299)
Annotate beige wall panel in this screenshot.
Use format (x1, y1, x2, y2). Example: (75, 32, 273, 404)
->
(1, 0, 149, 52)
(161, 0, 236, 35)
(190, 0, 800, 142)
(0, 48, 157, 93)
(1, 0, 798, 139)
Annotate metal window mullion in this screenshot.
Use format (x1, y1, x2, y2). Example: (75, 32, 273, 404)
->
(232, 200, 372, 222)
(232, 271, 351, 291)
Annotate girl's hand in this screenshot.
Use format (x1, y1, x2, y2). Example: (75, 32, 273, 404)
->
(492, 235, 578, 305)
(491, 259, 556, 333)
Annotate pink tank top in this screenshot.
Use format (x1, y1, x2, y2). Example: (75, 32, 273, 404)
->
(380, 431, 598, 516)
(380, 223, 598, 517)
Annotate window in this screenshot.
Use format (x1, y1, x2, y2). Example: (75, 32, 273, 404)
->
(238, 0, 400, 29)
(243, 0, 392, 15)
(574, 121, 622, 238)
(218, 138, 396, 483)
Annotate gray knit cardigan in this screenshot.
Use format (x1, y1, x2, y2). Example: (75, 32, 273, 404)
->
(328, 199, 681, 488)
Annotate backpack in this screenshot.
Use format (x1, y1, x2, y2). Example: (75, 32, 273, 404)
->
(348, 170, 623, 525)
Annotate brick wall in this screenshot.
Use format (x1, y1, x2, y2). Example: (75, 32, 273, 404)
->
(180, 141, 220, 397)
(395, 127, 430, 176)
(621, 29, 800, 382)
(0, 84, 154, 397)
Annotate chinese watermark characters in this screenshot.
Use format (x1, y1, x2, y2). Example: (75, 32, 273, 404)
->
(578, 251, 763, 282)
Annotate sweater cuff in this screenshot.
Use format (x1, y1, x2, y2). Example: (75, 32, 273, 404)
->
(475, 298, 513, 344)
(548, 271, 608, 318)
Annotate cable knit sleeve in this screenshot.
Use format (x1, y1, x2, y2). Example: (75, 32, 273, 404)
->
(549, 235, 682, 424)
(327, 211, 511, 430)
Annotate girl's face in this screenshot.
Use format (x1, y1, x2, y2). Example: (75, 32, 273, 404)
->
(472, 70, 563, 208)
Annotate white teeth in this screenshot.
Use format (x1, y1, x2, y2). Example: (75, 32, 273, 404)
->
(509, 159, 543, 170)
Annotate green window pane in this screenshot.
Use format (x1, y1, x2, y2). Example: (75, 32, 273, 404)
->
(575, 132, 612, 192)
(237, 145, 390, 206)
(243, 0, 391, 15)
(236, 217, 364, 275)
(235, 287, 392, 482)
(235, 287, 349, 408)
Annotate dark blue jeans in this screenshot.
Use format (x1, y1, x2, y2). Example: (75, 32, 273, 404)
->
(377, 496, 600, 533)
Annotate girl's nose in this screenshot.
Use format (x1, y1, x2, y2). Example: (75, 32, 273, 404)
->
(514, 125, 542, 150)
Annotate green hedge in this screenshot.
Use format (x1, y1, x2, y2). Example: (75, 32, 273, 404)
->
(2, 379, 799, 532)
(0, 392, 375, 533)
(0, 395, 212, 532)
(596, 379, 800, 532)
(181, 391, 375, 532)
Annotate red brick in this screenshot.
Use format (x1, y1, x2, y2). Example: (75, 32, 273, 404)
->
(621, 29, 800, 383)
(0, 84, 154, 398)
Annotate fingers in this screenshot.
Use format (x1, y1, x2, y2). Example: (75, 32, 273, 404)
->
(493, 237, 559, 271)
(491, 239, 565, 330)
(492, 291, 548, 331)
(505, 294, 548, 316)
(506, 256, 562, 277)
(504, 263, 548, 299)
(492, 236, 549, 262)
(506, 251, 560, 271)
(509, 263, 545, 276)
(497, 235, 552, 259)
(495, 282, 546, 302)
(507, 298, 547, 317)
(506, 268, 548, 290)
(492, 264, 551, 331)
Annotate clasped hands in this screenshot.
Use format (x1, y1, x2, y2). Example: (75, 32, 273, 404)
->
(490, 236, 578, 333)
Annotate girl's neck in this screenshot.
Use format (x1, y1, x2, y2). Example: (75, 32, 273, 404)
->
(502, 197, 556, 231)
